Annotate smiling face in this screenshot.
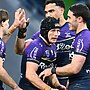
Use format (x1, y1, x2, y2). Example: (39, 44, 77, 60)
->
(48, 28, 60, 43)
(45, 3, 64, 20)
(67, 10, 78, 31)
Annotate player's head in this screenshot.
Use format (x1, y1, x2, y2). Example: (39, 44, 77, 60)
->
(67, 3, 90, 30)
(69, 3, 90, 22)
(40, 17, 60, 44)
(44, 0, 65, 20)
(0, 9, 9, 33)
(0, 9, 9, 23)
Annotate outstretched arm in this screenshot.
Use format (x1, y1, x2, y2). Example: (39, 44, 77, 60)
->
(39, 55, 86, 79)
(15, 37, 32, 54)
(2, 8, 25, 43)
(14, 9, 31, 55)
(0, 58, 22, 90)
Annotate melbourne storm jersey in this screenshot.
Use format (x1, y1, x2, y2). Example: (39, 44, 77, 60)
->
(56, 22, 75, 67)
(32, 22, 76, 68)
(0, 38, 6, 89)
(19, 36, 57, 89)
(70, 29, 90, 83)
(31, 23, 75, 82)
(32, 22, 75, 66)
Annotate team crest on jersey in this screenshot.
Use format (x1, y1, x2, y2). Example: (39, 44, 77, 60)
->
(45, 50, 50, 57)
(76, 39, 83, 52)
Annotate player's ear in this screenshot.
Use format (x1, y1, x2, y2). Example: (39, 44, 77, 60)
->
(77, 16, 83, 23)
(60, 7, 64, 14)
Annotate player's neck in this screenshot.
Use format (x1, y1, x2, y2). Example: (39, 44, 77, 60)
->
(76, 23, 88, 34)
(0, 27, 3, 39)
(59, 17, 66, 27)
(40, 35, 51, 46)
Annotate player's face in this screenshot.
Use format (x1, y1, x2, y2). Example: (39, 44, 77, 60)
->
(3, 19, 9, 35)
(67, 10, 78, 31)
(48, 28, 60, 43)
(45, 3, 63, 20)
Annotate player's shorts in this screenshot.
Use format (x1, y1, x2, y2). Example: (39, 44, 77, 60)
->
(0, 81, 4, 90)
(0, 87, 4, 90)
(57, 76, 69, 86)
(69, 79, 90, 90)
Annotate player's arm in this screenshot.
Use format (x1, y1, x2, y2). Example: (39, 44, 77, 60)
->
(26, 62, 52, 90)
(25, 42, 58, 90)
(56, 54, 86, 75)
(39, 54, 86, 77)
(14, 37, 32, 55)
(3, 8, 25, 43)
(14, 29, 40, 55)
(14, 31, 40, 54)
(0, 58, 22, 90)
(14, 8, 31, 55)
(49, 74, 66, 90)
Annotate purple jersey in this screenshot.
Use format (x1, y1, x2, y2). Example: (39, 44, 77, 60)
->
(0, 38, 6, 59)
(0, 38, 6, 89)
(56, 22, 75, 66)
(32, 23, 76, 66)
(19, 37, 57, 89)
(70, 29, 90, 82)
(31, 23, 76, 82)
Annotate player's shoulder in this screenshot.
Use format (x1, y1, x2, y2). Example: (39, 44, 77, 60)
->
(83, 29, 90, 36)
(27, 37, 43, 48)
(0, 38, 5, 48)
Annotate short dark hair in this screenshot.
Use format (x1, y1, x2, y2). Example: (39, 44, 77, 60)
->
(0, 9, 9, 23)
(45, 0, 65, 9)
(69, 3, 90, 22)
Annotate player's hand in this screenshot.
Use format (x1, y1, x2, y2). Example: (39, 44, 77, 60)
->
(13, 8, 23, 28)
(18, 8, 30, 29)
(19, 18, 30, 29)
(13, 8, 29, 29)
(57, 84, 67, 90)
(39, 68, 52, 81)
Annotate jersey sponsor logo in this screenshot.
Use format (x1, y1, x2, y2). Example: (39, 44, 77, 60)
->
(56, 43, 71, 51)
(69, 51, 74, 61)
(39, 62, 54, 69)
(86, 69, 90, 74)
(76, 39, 83, 52)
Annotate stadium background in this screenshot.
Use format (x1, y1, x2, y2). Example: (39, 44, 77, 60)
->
(0, 0, 89, 89)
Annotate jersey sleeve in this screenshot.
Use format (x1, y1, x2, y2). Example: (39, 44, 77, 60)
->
(74, 33, 90, 57)
(25, 42, 42, 65)
(0, 40, 6, 61)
